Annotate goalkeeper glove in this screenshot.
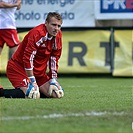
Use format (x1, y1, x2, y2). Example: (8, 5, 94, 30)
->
(25, 76, 40, 99)
(49, 78, 64, 98)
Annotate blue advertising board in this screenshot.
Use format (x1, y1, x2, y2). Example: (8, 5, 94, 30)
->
(95, 0, 132, 19)
(100, 0, 133, 13)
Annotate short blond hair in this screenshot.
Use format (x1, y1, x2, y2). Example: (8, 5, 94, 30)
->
(46, 12, 63, 24)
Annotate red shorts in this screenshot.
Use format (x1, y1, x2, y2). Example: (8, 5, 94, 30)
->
(0, 29, 20, 48)
(6, 59, 50, 88)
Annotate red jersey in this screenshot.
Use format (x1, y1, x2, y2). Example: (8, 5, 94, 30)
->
(12, 24, 62, 79)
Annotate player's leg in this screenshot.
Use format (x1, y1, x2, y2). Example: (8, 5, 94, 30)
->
(0, 87, 44, 98)
(5, 59, 29, 98)
(37, 75, 63, 98)
(0, 30, 5, 55)
(39, 81, 57, 98)
(6, 59, 40, 99)
(2, 29, 20, 59)
(8, 46, 18, 59)
(0, 47, 2, 55)
(0, 86, 25, 98)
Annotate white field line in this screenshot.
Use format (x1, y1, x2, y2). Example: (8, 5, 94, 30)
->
(0, 111, 126, 121)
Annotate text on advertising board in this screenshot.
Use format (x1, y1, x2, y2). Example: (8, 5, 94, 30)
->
(101, 0, 133, 13)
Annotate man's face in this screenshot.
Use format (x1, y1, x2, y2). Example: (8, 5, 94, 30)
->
(45, 17, 62, 37)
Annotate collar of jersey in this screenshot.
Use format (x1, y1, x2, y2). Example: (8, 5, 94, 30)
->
(46, 33, 53, 40)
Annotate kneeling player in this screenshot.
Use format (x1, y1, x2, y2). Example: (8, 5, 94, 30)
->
(0, 12, 64, 99)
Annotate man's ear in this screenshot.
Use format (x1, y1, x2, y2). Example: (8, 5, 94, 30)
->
(45, 21, 48, 25)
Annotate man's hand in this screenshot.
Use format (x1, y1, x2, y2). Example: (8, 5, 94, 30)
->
(0, 0, 21, 9)
(49, 78, 64, 98)
(25, 76, 40, 99)
(16, 0, 21, 10)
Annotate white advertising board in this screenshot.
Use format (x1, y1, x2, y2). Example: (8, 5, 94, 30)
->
(15, 0, 95, 27)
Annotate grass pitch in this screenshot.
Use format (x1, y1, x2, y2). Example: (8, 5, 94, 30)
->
(0, 76, 132, 133)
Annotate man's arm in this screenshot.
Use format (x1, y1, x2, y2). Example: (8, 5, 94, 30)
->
(0, 0, 21, 9)
(25, 69, 40, 99)
(25, 69, 34, 77)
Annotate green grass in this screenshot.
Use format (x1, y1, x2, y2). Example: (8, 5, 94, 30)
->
(0, 76, 132, 133)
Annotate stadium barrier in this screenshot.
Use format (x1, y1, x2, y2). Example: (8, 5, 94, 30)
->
(0, 28, 132, 77)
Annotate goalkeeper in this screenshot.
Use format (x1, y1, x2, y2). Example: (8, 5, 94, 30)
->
(0, 12, 64, 99)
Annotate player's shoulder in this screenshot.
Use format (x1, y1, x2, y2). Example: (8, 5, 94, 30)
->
(28, 24, 46, 36)
(32, 24, 44, 32)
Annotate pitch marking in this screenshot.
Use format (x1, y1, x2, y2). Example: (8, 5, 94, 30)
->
(0, 111, 125, 121)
